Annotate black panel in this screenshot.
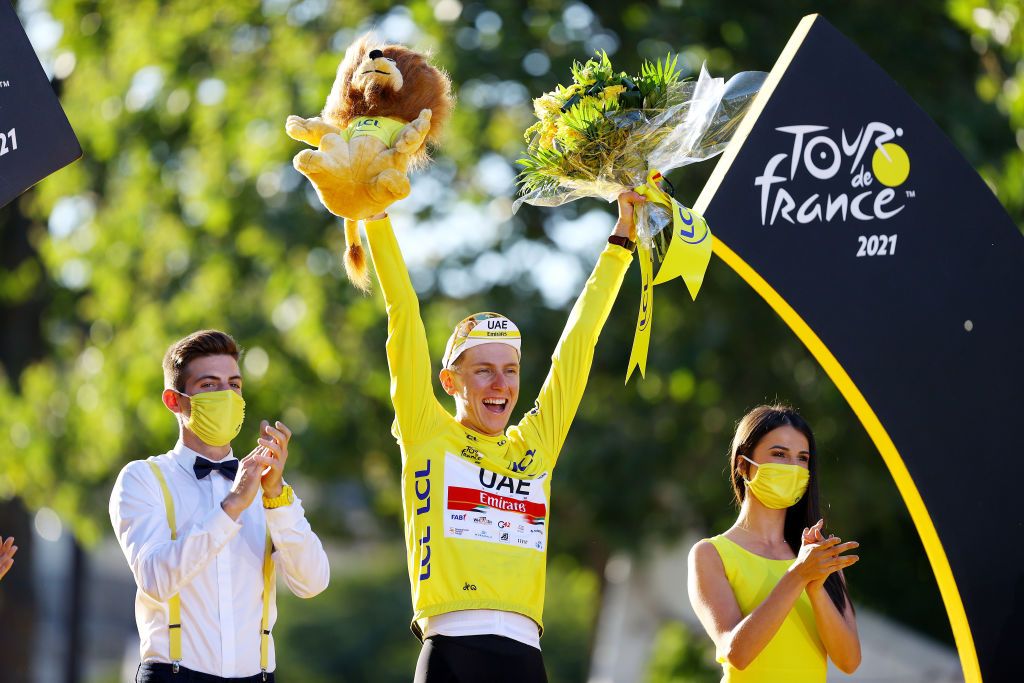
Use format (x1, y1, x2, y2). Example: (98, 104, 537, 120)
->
(0, 1, 81, 208)
(703, 15, 1024, 680)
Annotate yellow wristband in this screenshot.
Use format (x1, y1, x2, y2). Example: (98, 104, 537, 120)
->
(262, 484, 294, 509)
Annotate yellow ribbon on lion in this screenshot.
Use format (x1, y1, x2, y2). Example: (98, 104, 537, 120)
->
(626, 170, 714, 382)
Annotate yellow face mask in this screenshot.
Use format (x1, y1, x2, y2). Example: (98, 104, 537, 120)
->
(741, 455, 810, 509)
(179, 389, 245, 447)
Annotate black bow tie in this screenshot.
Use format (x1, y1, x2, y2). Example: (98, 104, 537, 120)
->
(193, 458, 238, 481)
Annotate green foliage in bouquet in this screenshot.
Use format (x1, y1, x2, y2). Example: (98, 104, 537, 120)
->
(518, 51, 685, 195)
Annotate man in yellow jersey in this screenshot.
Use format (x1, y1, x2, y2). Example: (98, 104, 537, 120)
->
(362, 192, 645, 682)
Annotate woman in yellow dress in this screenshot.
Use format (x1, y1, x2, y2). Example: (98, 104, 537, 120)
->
(688, 404, 861, 681)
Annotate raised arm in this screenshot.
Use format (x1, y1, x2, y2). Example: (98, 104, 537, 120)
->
(363, 215, 444, 443)
(514, 193, 641, 459)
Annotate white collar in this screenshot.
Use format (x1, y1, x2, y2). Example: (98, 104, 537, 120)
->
(169, 439, 237, 478)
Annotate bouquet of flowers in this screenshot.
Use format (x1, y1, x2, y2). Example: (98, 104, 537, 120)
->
(515, 51, 765, 378)
(516, 50, 763, 251)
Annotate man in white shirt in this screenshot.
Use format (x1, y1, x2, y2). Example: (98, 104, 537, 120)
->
(110, 329, 330, 682)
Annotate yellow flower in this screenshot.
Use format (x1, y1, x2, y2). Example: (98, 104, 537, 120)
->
(533, 93, 562, 120)
(523, 120, 544, 144)
(555, 121, 585, 149)
(539, 121, 557, 149)
(601, 85, 626, 103)
(558, 83, 582, 98)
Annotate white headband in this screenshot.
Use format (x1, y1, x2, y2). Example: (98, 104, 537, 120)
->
(442, 312, 521, 369)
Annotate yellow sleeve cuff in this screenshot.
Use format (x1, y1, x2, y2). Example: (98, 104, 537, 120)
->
(364, 215, 392, 231)
(602, 242, 634, 264)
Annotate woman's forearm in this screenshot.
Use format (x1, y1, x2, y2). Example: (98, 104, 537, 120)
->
(808, 584, 861, 673)
(722, 570, 806, 670)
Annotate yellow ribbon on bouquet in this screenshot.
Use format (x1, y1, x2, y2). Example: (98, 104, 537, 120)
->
(625, 235, 655, 380)
(626, 170, 714, 382)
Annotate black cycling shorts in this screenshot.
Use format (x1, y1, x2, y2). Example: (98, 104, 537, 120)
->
(414, 634, 549, 683)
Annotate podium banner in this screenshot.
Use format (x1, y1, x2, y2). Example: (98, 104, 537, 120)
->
(0, 1, 81, 208)
(695, 14, 1023, 682)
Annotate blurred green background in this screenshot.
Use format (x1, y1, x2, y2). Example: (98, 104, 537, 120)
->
(0, 0, 1021, 681)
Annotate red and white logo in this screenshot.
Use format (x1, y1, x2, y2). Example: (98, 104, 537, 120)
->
(443, 453, 547, 552)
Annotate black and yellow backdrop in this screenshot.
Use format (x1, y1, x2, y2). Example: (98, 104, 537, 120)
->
(698, 15, 1024, 682)
(0, 2, 1022, 682)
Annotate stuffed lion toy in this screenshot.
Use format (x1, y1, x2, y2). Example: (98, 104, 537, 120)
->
(287, 33, 453, 290)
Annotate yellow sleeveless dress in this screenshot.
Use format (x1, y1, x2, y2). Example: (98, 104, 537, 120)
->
(708, 534, 827, 682)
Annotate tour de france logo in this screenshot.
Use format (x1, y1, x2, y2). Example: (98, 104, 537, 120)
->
(754, 122, 912, 227)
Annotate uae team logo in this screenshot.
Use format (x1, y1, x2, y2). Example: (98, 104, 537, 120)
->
(754, 122, 912, 227)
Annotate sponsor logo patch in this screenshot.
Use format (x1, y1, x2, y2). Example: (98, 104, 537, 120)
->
(442, 453, 548, 552)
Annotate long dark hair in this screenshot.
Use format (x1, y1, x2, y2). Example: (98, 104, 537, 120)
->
(729, 404, 852, 615)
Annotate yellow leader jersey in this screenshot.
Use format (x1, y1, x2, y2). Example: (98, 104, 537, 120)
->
(364, 216, 631, 638)
(709, 535, 827, 682)
(343, 116, 406, 146)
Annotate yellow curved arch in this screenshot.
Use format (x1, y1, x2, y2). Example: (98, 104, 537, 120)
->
(708, 237, 980, 682)
(690, 15, 981, 680)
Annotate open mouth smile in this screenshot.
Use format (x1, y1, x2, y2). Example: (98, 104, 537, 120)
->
(482, 398, 508, 414)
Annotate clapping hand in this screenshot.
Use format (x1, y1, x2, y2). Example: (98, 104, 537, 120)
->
(219, 420, 293, 520)
(0, 536, 16, 581)
(257, 419, 292, 499)
(221, 446, 276, 521)
(790, 519, 859, 588)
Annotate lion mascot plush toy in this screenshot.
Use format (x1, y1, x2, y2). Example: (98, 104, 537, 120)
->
(286, 33, 453, 290)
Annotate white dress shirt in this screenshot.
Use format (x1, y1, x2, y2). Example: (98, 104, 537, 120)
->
(109, 440, 330, 678)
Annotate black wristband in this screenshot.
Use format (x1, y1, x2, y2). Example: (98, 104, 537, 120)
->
(608, 234, 636, 252)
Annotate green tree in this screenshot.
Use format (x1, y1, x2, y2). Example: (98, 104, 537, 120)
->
(948, 0, 1024, 228)
(1, 1, 1020, 679)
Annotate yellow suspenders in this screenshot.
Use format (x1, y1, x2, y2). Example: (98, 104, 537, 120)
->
(147, 459, 274, 676)
(260, 533, 273, 673)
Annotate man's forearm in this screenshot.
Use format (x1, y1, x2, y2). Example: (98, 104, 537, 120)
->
(126, 507, 240, 601)
(522, 244, 632, 455)
(556, 245, 632, 353)
(266, 500, 331, 598)
(221, 492, 252, 520)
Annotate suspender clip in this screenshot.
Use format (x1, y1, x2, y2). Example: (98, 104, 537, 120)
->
(262, 668, 268, 681)
(172, 661, 180, 674)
